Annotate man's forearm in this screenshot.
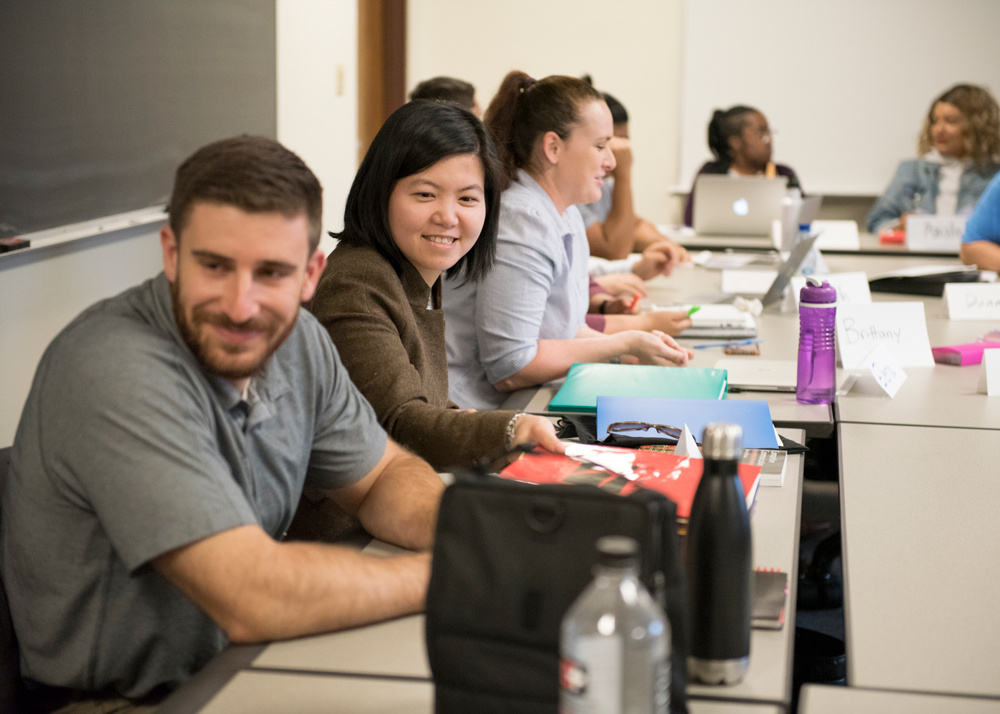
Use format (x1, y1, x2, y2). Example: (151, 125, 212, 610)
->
(600, 172, 638, 260)
(960, 241, 1000, 271)
(155, 524, 431, 644)
(353, 447, 443, 551)
(237, 541, 430, 642)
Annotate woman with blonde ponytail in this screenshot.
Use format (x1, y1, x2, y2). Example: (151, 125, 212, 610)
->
(443, 71, 692, 410)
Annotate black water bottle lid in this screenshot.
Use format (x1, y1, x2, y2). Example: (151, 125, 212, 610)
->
(596, 535, 639, 568)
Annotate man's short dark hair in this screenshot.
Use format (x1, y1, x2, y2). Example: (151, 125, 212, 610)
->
(336, 100, 502, 285)
(168, 135, 324, 253)
(409, 76, 476, 110)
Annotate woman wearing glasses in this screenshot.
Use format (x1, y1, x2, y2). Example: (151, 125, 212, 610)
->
(444, 71, 693, 411)
(684, 105, 802, 226)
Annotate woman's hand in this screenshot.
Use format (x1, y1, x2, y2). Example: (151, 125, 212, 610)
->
(593, 272, 648, 298)
(619, 330, 693, 366)
(642, 310, 693, 336)
(510, 415, 565, 454)
(632, 239, 689, 279)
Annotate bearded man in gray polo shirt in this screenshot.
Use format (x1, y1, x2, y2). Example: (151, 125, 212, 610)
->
(1, 136, 444, 712)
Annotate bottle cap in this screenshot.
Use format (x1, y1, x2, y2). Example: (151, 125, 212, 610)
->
(701, 423, 743, 460)
(596, 535, 639, 568)
(799, 279, 836, 305)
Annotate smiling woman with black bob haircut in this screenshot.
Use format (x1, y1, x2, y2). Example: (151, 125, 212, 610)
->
(307, 100, 562, 470)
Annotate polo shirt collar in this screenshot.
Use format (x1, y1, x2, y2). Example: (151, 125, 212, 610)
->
(515, 169, 575, 236)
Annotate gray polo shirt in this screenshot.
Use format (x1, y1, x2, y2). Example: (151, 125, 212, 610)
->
(1, 273, 387, 698)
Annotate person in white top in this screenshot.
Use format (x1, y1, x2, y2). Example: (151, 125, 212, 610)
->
(444, 72, 692, 410)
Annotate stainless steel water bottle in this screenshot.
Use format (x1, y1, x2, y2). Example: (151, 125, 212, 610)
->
(687, 423, 752, 685)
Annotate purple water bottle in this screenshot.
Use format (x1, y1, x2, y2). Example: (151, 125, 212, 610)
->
(796, 278, 837, 405)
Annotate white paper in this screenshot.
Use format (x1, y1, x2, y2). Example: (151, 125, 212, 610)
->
(869, 264, 978, 280)
(674, 424, 702, 458)
(906, 214, 967, 253)
(945, 282, 1000, 320)
(662, 304, 756, 329)
(790, 272, 871, 306)
(720, 269, 778, 295)
(811, 220, 860, 250)
(836, 302, 935, 369)
(978, 349, 1000, 396)
(861, 343, 907, 398)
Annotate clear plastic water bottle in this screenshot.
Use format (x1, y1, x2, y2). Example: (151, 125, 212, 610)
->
(796, 278, 837, 405)
(560, 536, 670, 714)
(687, 423, 752, 685)
(797, 223, 829, 276)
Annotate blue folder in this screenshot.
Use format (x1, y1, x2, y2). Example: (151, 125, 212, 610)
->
(596, 396, 780, 449)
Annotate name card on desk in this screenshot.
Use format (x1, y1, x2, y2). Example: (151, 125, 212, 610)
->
(811, 220, 860, 250)
(945, 282, 1000, 320)
(836, 302, 935, 369)
(906, 215, 967, 253)
(791, 272, 871, 306)
(978, 349, 1000, 396)
(861, 343, 908, 398)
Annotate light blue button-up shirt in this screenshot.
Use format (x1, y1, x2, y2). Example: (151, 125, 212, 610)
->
(444, 169, 590, 410)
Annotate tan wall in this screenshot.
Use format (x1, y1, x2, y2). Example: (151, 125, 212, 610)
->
(407, 0, 685, 224)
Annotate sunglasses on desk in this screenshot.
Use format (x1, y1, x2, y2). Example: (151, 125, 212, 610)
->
(606, 421, 683, 439)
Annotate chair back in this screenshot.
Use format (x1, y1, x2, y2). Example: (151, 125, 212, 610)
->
(0, 446, 24, 712)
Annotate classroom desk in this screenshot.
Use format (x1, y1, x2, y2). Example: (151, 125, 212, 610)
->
(507, 250, 970, 436)
(191, 670, 783, 714)
(157, 431, 805, 713)
(671, 230, 960, 258)
(839, 423, 1000, 699)
(799, 684, 1000, 714)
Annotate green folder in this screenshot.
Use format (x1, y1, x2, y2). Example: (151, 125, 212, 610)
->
(548, 364, 728, 413)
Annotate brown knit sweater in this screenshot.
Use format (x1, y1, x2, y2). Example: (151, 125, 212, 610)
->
(306, 243, 514, 470)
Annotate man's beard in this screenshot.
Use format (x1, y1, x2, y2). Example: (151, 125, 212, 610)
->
(170, 278, 297, 381)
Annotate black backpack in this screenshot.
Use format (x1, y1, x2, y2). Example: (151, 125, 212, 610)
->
(425, 473, 689, 713)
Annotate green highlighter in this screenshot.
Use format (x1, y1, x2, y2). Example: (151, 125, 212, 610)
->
(687, 305, 701, 316)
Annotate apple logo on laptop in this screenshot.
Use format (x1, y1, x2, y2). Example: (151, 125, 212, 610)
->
(732, 198, 749, 216)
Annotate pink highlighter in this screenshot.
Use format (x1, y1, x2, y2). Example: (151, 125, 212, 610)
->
(931, 341, 1000, 366)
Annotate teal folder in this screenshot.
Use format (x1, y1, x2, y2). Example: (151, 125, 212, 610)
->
(548, 364, 728, 414)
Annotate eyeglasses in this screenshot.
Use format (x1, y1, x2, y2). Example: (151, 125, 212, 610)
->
(607, 421, 682, 439)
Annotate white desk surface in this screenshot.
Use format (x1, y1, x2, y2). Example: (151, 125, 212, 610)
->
(799, 684, 1000, 713)
(839, 423, 1000, 698)
(245, 431, 805, 707)
(197, 670, 783, 714)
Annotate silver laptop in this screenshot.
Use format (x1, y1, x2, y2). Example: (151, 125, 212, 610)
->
(693, 174, 789, 236)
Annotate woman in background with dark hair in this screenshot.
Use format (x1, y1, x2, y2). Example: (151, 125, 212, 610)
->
(868, 84, 1000, 233)
(684, 105, 801, 226)
(444, 71, 692, 411)
(308, 101, 562, 470)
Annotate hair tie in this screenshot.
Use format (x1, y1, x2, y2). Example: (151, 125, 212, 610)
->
(522, 77, 536, 91)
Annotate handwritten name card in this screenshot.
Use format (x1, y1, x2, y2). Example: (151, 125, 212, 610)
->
(906, 215, 967, 253)
(836, 302, 935, 369)
(945, 282, 1000, 320)
(862, 343, 908, 398)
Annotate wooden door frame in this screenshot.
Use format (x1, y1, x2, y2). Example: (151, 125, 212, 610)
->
(357, 0, 406, 164)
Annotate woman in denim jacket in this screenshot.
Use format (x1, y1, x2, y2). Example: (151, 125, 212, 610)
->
(867, 84, 1000, 233)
